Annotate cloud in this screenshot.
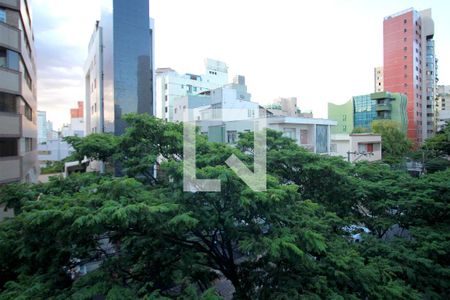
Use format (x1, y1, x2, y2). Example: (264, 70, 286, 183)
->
(31, 0, 100, 128)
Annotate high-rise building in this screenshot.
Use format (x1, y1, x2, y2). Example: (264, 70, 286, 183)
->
(85, 0, 154, 135)
(0, 0, 38, 185)
(436, 85, 450, 131)
(328, 92, 408, 134)
(383, 8, 437, 144)
(374, 66, 384, 92)
(37, 111, 48, 144)
(156, 59, 228, 121)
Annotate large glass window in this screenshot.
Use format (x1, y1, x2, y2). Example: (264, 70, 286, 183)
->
(316, 125, 328, 154)
(24, 102, 32, 121)
(0, 48, 20, 71)
(0, 138, 18, 157)
(0, 9, 6, 23)
(0, 48, 6, 68)
(0, 92, 17, 113)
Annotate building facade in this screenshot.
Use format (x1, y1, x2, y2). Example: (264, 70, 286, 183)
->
(0, 0, 38, 185)
(436, 85, 450, 131)
(37, 111, 47, 144)
(156, 59, 229, 121)
(374, 66, 384, 92)
(85, 0, 154, 135)
(62, 101, 85, 137)
(331, 133, 382, 163)
(383, 8, 437, 144)
(265, 97, 313, 118)
(328, 99, 354, 134)
(328, 92, 408, 134)
(353, 94, 378, 131)
(177, 76, 336, 155)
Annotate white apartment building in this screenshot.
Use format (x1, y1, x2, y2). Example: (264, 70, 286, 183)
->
(175, 75, 336, 154)
(156, 59, 229, 121)
(436, 85, 450, 131)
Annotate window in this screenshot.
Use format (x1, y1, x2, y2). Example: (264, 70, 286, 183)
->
(164, 83, 167, 90)
(404, 28, 407, 33)
(342, 115, 347, 121)
(282, 128, 296, 140)
(300, 130, 308, 145)
(24, 67, 32, 90)
(404, 19, 407, 24)
(0, 138, 18, 157)
(0, 9, 5, 23)
(227, 131, 237, 144)
(0, 48, 19, 70)
(358, 143, 369, 154)
(24, 102, 32, 121)
(25, 138, 34, 152)
(0, 48, 6, 67)
(0, 92, 17, 113)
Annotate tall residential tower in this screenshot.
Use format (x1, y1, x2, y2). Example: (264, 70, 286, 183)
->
(85, 0, 154, 135)
(0, 0, 38, 185)
(383, 8, 437, 144)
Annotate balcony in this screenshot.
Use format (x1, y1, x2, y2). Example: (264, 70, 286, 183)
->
(376, 104, 392, 112)
(0, 157, 21, 184)
(0, 68, 20, 94)
(0, 22, 20, 51)
(0, 112, 20, 136)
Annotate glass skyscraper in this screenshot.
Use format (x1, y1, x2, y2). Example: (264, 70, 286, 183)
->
(85, 0, 154, 136)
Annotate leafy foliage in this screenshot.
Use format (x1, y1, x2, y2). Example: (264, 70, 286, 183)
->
(371, 119, 412, 163)
(0, 115, 449, 299)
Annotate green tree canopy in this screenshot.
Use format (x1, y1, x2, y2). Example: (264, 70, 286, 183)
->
(0, 115, 448, 299)
(371, 119, 412, 163)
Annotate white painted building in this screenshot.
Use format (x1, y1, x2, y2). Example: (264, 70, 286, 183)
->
(156, 59, 229, 121)
(175, 75, 336, 154)
(331, 133, 382, 163)
(436, 85, 450, 131)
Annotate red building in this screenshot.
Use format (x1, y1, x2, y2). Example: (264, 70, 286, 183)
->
(70, 101, 84, 119)
(383, 8, 436, 144)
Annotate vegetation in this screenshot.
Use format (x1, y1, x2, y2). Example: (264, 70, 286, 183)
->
(0, 114, 449, 299)
(371, 119, 412, 163)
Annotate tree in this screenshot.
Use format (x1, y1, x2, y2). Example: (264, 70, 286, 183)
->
(423, 122, 450, 156)
(65, 133, 119, 172)
(0, 114, 449, 299)
(371, 119, 412, 163)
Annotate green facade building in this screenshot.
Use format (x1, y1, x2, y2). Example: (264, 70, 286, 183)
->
(328, 92, 408, 134)
(328, 100, 354, 134)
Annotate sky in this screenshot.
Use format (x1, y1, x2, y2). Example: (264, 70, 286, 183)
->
(31, 0, 450, 129)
